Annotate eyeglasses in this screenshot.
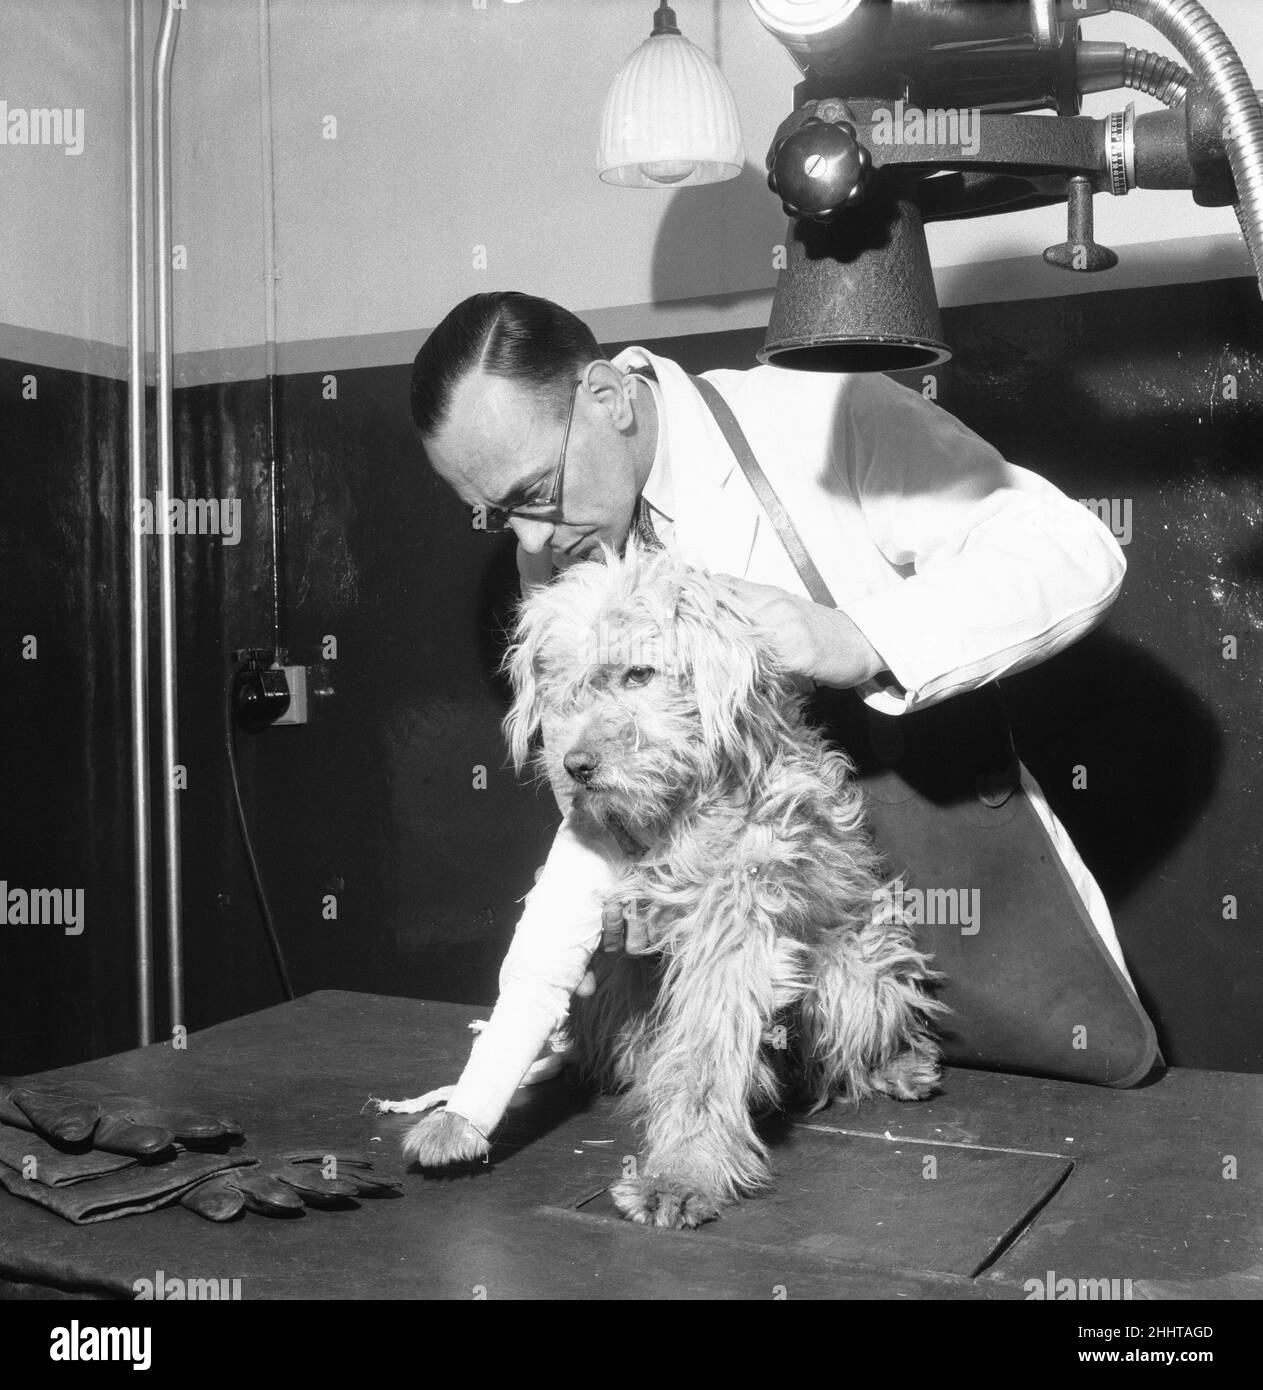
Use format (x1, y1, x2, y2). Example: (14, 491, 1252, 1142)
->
(483, 379, 582, 534)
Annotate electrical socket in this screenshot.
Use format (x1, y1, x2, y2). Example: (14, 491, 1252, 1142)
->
(272, 665, 308, 725)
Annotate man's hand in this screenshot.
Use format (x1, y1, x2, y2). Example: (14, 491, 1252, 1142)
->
(575, 901, 654, 997)
(713, 575, 886, 689)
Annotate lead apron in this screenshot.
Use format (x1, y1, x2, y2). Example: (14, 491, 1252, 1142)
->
(688, 375, 1159, 1088)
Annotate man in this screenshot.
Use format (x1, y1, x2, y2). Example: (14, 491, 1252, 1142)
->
(412, 290, 1153, 1147)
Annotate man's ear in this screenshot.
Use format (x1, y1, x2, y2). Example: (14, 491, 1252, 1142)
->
(582, 360, 636, 430)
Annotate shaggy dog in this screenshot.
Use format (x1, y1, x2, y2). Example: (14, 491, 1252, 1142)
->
(402, 544, 943, 1228)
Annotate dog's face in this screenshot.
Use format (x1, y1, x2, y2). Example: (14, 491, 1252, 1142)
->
(504, 544, 796, 836)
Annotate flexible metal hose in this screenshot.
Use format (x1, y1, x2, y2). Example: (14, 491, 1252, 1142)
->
(1112, 0, 1263, 297)
(1121, 46, 1190, 104)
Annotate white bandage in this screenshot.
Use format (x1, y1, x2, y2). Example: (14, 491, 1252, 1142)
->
(439, 814, 623, 1137)
(371, 1085, 455, 1116)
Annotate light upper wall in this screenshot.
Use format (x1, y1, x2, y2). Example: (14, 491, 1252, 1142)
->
(0, 0, 132, 369)
(1, 0, 1258, 377)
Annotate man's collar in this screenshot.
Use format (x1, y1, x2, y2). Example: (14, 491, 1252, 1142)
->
(609, 346, 758, 579)
(611, 346, 739, 522)
(631, 371, 674, 526)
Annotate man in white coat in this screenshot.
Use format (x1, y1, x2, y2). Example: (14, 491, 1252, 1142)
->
(411, 291, 1157, 1148)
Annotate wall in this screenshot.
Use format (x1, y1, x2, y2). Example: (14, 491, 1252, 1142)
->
(1, 0, 1261, 1076)
(4, 275, 1260, 1076)
(1, 0, 1259, 368)
(0, 362, 134, 1070)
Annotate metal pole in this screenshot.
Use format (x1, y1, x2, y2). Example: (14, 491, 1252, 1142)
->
(153, 0, 184, 1038)
(126, 0, 154, 1047)
(258, 0, 285, 657)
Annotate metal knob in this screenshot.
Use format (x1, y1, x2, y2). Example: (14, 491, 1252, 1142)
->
(767, 100, 872, 223)
(1043, 175, 1118, 272)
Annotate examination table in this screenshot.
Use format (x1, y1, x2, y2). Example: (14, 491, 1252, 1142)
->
(0, 991, 1258, 1301)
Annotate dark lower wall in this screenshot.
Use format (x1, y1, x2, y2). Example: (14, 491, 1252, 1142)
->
(176, 368, 554, 1032)
(0, 362, 134, 1072)
(2, 272, 1261, 1077)
(938, 279, 1263, 1076)
(0, 356, 554, 1074)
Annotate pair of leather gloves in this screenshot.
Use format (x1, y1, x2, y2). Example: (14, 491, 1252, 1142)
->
(0, 1083, 401, 1223)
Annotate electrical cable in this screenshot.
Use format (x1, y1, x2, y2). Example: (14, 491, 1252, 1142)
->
(225, 672, 295, 1001)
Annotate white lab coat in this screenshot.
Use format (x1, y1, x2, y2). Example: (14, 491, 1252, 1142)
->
(443, 347, 1132, 1137)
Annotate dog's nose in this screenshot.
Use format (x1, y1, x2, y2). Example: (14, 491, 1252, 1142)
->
(564, 748, 599, 784)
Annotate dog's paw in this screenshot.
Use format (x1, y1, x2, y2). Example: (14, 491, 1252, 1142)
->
(401, 1109, 490, 1168)
(609, 1175, 723, 1229)
(872, 1045, 941, 1101)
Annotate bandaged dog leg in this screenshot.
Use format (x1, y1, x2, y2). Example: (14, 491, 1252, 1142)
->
(395, 815, 616, 1167)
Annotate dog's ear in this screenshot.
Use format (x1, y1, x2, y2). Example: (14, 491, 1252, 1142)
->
(669, 574, 787, 775)
(501, 604, 547, 773)
(502, 552, 617, 772)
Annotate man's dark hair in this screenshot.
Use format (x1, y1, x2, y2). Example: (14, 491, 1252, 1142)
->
(410, 292, 601, 438)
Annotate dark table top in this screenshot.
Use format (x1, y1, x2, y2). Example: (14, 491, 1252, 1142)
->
(0, 991, 1259, 1300)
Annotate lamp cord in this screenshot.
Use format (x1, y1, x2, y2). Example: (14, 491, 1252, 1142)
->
(225, 673, 295, 1001)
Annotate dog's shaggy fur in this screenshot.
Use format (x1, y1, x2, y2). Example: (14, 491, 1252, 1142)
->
(404, 544, 944, 1227)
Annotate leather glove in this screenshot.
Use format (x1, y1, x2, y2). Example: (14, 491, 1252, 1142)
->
(0, 1083, 244, 1157)
(179, 1151, 403, 1221)
(0, 1129, 257, 1225)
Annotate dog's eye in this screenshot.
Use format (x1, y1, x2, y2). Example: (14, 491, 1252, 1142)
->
(624, 666, 656, 687)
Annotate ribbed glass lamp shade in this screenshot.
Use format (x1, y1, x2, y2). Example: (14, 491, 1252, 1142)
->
(598, 20, 744, 188)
